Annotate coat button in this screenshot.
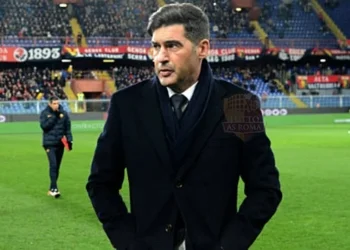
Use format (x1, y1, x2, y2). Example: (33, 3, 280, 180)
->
(165, 224, 173, 232)
(175, 181, 183, 188)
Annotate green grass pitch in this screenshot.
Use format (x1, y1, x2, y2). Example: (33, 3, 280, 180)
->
(0, 113, 349, 250)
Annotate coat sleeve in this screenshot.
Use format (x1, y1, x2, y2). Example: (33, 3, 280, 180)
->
(220, 95, 282, 250)
(40, 110, 57, 132)
(86, 93, 135, 250)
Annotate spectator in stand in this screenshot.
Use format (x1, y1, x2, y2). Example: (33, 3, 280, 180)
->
(72, 70, 95, 79)
(113, 66, 154, 89)
(75, 0, 158, 38)
(324, 0, 339, 9)
(0, 68, 67, 101)
(0, 0, 72, 38)
(77, 32, 82, 46)
(76, 0, 253, 41)
(110, 63, 349, 95)
(16, 64, 344, 98)
(299, 0, 312, 13)
(167, 0, 252, 38)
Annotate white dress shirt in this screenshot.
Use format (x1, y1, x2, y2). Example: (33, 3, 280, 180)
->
(167, 81, 198, 112)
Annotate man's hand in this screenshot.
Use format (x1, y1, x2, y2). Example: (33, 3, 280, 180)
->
(68, 141, 73, 151)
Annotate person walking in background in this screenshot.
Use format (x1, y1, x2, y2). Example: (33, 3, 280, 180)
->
(40, 96, 73, 198)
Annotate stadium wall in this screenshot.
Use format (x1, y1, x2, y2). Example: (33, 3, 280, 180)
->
(0, 108, 349, 123)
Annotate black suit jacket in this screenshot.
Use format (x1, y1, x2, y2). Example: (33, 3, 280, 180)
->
(86, 75, 282, 250)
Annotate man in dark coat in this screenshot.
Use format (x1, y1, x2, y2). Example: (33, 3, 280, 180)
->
(40, 96, 73, 198)
(86, 3, 282, 250)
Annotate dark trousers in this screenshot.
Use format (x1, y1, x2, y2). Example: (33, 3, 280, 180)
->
(45, 145, 64, 190)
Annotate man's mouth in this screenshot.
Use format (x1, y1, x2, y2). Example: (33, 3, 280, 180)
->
(159, 69, 174, 77)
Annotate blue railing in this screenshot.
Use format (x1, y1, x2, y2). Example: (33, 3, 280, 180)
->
(0, 95, 349, 115)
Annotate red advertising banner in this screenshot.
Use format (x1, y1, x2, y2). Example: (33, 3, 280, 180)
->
(297, 75, 349, 89)
(63, 46, 150, 54)
(63, 46, 261, 57)
(62, 45, 152, 61)
(62, 46, 262, 62)
(0, 47, 61, 62)
(1, 45, 349, 63)
(0, 47, 17, 62)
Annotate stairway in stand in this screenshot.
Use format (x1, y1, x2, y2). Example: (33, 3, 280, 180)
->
(273, 79, 308, 108)
(250, 21, 275, 48)
(92, 71, 117, 96)
(69, 18, 87, 47)
(310, 0, 347, 43)
(250, 14, 308, 108)
(156, 0, 166, 7)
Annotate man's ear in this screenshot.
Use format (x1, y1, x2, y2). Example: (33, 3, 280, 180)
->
(197, 39, 210, 59)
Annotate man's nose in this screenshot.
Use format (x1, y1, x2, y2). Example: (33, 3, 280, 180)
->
(155, 47, 169, 62)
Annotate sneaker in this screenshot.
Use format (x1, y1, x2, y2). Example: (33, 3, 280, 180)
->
(47, 189, 61, 198)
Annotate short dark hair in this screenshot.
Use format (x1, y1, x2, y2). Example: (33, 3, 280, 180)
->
(147, 3, 210, 44)
(49, 96, 59, 103)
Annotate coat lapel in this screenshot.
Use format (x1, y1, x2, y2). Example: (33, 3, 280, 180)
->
(175, 82, 228, 180)
(136, 80, 173, 175)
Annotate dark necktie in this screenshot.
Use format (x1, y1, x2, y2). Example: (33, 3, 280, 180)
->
(170, 94, 188, 120)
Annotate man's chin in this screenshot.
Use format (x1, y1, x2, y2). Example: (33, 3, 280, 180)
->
(158, 77, 176, 87)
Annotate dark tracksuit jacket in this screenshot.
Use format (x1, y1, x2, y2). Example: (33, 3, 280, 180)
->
(40, 105, 73, 147)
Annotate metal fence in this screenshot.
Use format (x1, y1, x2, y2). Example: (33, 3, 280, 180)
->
(1, 95, 349, 115)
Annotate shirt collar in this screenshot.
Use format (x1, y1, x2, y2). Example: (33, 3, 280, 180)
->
(166, 81, 198, 101)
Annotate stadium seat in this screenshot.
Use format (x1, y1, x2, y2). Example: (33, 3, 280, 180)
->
(0, 0, 72, 47)
(257, 0, 339, 48)
(321, 0, 350, 38)
(74, 0, 159, 46)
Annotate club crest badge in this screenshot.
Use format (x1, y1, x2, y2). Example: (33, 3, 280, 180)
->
(223, 93, 265, 141)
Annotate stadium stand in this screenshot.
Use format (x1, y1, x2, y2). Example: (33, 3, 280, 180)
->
(0, 0, 349, 115)
(0, 67, 69, 114)
(321, 0, 349, 38)
(112, 63, 349, 109)
(0, 0, 73, 47)
(113, 66, 154, 89)
(72, 70, 95, 79)
(112, 64, 286, 96)
(80, 63, 350, 110)
(1, 60, 349, 113)
(165, 0, 261, 47)
(74, 0, 159, 46)
(257, 0, 339, 48)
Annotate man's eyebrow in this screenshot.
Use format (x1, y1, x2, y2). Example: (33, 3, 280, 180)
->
(165, 40, 183, 45)
(151, 40, 183, 45)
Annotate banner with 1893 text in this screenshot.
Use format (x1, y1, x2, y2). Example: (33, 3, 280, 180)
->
(0, 47, 61, 62)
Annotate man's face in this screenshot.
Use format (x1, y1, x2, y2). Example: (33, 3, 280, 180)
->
(49, 100, 59, 111)
(151, 24, 209, 89)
